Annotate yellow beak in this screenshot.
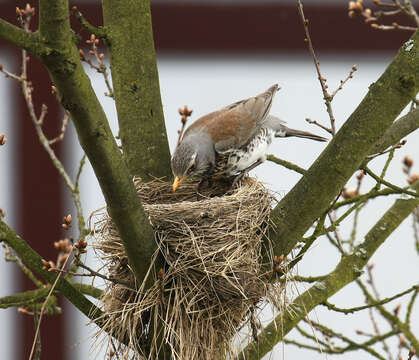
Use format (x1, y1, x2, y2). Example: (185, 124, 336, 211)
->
(172, 176, 185, 192)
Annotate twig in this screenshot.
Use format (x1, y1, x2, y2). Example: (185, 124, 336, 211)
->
(3, 244, 43, 287)
(29, 249, 72, 360)
(0, 66, 22, 82)
(365, 267, 395, 360)
(330, 64, 358, 99)
(283, 334, 389, 359)
(373, 0, 398, 7)
(351, 0, 419, 31)
(375, 149, 395, 193)
(33, 308, 41, 360)
(305, 319, 392, 360)
(323, 202, 362, 236)
(366, 140, 405, 161)
(322, 284, 418, 314)
(266, 154, 307, 175)
(413, 208, 419, 255)
(289, 275, 327, 282)
(75, 155, 87, 189)
(48, 111, 69, 145)
(73, 259, 133, 287)
(80, 34, 114, 98)
(326, 231, 345, 254)
(305, 118, 333, 134)
(358, 279, 419, 355)
(286, 214, 326, 272)
(406, 286, 418, 324)
(74, 154, 87, 234)
(297, 0, 337, 135)
(71, 6, 107, 39)
(371, 23, 417, 31)
(363, 166, 419, 198)
(404, 0, 419, 26)
(295, 324, 330, 348)
(327, 212, 346, 252)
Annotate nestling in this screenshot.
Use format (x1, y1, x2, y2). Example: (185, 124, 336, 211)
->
(171, 84, 327, 191)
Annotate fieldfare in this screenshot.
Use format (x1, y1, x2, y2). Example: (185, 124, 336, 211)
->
(171, 84, 327, 191)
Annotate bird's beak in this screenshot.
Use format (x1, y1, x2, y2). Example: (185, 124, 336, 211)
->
(172, 176, 185, 192)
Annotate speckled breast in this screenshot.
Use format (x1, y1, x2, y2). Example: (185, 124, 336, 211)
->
(215, 127, 275, 176)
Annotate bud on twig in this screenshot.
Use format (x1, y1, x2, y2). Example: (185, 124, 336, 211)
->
(64, 214, 72, 225)
(342, 188, 358, 199)
(403, 156, 414, 168)
(407, 173, 419, 185)
(0, 133, 6, 145)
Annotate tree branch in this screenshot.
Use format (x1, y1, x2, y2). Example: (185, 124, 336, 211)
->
(0, 287, 50, 309)
(71, 6, 107, 39)
(70, 282, 103, 299)
(322, 284, 419, 314)
(0, 18, 39, 54)
(31, 0, 157, 287)
(363, 166, 418, 197)
(269, 29, 419, 259)
(372, 106, 419, 153)
(239, 180, 419, 359)
(266, 155, 307, 175)
(102, 0, 172, 179)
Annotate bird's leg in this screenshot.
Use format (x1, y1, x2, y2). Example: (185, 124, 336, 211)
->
(196, 177, 211, 200)
(231, 158, 265, 188)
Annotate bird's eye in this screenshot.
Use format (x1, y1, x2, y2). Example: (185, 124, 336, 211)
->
(188, 164, 195, 174)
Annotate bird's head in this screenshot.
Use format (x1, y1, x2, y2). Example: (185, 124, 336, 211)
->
(171, 135, 213, 191)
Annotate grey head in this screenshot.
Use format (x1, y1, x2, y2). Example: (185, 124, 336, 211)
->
(171, 132, 215, 191)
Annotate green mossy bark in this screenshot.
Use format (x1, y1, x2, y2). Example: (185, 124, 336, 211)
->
(0, 283, 102, 309)
(240, 181, 419, 360)
(0, 18, 40, 53)
(33, 0, 158, 287)
(0, 287, 50, 308)
(102, 0, 172, 180)
(270, 30, 419, 259)
(373, 106, 419, 153)
(71, 283, 103, 299)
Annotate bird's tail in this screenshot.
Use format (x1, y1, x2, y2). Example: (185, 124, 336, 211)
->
(277, 126, 328, 142)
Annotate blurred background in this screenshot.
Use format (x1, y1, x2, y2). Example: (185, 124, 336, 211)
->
(1, 0, 418, 359)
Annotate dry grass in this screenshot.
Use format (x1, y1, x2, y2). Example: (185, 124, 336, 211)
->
(93, 177, 281, 359)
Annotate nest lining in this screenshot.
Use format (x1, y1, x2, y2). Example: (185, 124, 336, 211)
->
(93, 177, 280, 360)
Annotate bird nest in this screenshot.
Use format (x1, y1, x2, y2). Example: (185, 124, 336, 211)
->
(92, 177, 282, 360)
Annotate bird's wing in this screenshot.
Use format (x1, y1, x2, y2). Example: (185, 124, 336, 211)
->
(184, 84, 279, 153)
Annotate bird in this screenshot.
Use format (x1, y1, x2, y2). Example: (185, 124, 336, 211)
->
(171, 84, 327, 192)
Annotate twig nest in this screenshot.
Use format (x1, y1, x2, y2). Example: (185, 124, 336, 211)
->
(93, 177, 277, 360)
